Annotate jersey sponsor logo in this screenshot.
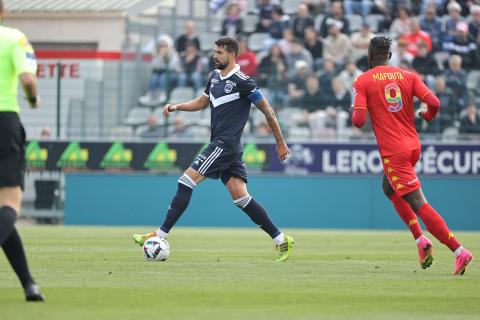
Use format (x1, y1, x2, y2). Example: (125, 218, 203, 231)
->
(100, 142, 132, 169)
(407, 177, 419, 185)
(18, 36, 33, 50)
(144, 143, 178, 171)
(57, 142, 89, 169)
(25, 141, 48, 169)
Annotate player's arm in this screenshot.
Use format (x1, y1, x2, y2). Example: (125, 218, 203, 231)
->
(255, 98, 290, 161)
(13, 34, 39, 108)
(413, 73, 440, 122)
(163, 74, 212, 117)
(351, 78, 368, 128)
(162, 95, 209, 117)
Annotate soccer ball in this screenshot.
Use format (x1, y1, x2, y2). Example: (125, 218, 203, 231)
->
(143, 237, 170, 261)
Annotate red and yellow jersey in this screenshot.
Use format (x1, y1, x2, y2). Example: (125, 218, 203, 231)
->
(353, 65, 432, 157)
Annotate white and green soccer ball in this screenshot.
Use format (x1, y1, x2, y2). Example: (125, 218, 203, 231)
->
(143, 237, 170, 261)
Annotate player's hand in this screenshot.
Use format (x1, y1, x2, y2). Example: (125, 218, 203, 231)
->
(163, 104, 176, 117)
(26, 95, 40, 109)
(276, 141, 290, 162)
(418, 110, 434, 122)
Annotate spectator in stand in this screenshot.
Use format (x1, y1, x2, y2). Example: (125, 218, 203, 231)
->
(350, 21, 375, 63)
(257, 44, 287, 104)
(178, 43, 204, 92)
(317, 58, 336, 100)
(175, 21, 200, 55)
(221, 2, 244, 37)
(420, 4, 443, 52)
(319, 1, 350, 38)
(278, 28, 294, 55)
(140, 115, 164, 138)
(256, 0, 275, 32)
(40, 127, 51, 140)
(443, 21, 478, 69)
(390, 38, 414, 67)
(443, 55, 468, 110)
(443, 1, 464, 42)
(329, 76, 351, 112)
(376, 0, 412, 32)
(291, 3, 314, 39)
(286, 38, 313, 77)
(302, 75, 322, 113)
(304, 27, 323, 63)
(338, 61, 363, 99)
(268, 6, 290, 40)
(469, 5, 480, 41)
(236, 37, 258, 77)
(168, 116, 192, 139)
(402, 18, 432, 57)
(287, 60, 310, 107)
(431, 76, 458, 129)
(470, 5, 480, 68)
(323, 22, 352, 66)
(459, 103, 480, 135)
(344, 0, 373, 18)
(390, 8, 412, 38)
(140, 36, 182, 105)
(412, 41, 441, 81)
(442, 0, 470, 17)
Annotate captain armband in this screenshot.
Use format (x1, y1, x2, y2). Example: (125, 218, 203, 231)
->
(247, 89, 264, 105)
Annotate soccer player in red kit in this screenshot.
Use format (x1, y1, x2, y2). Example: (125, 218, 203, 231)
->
(351, 37, 473, 275)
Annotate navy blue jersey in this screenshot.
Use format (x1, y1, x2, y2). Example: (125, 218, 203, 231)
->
(203, 64, 262, 152)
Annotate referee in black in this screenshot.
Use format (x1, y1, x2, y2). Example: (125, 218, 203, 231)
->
(0, 1, 44, 301)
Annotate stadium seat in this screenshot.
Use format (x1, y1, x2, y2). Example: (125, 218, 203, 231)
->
(246, 0, 259, 14)
(248, 33, 270, 52)
(110, 125, 134, 138)
(211, 16, 223, 33)
(283, 0, 302, 15)
(199, 32, 220, 52)
(124, 107, 151, 126)
(466, 70, 480, 91)
(168, 87, 195, 105)
(348, 14, 363, 32)
(243, 15, 259, 34)
(434, 52, 449, 70)
(367, 14, 383, 32)
(288, 126, 311, 139)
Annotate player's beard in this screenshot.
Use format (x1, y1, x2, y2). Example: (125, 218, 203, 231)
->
(214, 59, 229, 70)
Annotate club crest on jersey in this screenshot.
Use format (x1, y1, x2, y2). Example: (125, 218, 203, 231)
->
(224, 80, 237, 93)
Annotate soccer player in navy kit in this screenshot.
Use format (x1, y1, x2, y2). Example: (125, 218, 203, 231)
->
(133, 37, 294, 261)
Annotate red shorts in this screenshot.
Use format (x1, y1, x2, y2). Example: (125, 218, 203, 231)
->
(382, 148, 421, 196)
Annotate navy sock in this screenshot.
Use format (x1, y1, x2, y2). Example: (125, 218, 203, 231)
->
(160, 175, 195, 233)
(235, 195, 281, 238)
(0, 206, 17, 245)
(2, 228, 34, 288)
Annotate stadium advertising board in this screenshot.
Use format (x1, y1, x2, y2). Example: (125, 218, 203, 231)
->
(25, 141, 480, 176)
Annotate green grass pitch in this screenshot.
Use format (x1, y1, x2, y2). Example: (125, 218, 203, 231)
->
(0, 226, 478, 320)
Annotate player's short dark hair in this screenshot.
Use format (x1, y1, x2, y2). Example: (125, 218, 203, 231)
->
(368, 36, 392, 61)
(215, 37, 239, 56)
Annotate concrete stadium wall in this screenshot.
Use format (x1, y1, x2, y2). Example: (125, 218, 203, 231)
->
(64, 173, 480, 230)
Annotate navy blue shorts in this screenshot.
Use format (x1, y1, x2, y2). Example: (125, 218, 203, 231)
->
(190, 141, 248, 185)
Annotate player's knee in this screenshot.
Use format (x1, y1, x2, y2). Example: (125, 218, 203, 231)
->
(177, 173, 196, 190)
(234, 194, 252, 209)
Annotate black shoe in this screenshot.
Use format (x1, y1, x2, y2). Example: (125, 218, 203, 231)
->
(24, 283, 45, 302)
